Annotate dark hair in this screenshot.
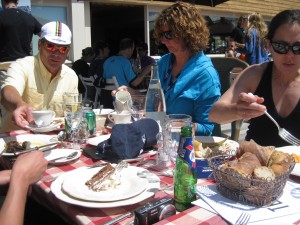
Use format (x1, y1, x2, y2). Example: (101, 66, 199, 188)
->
(119, 38, 134, 51)
(237, 15, 248, 26)
(81, 47, 94, 57)
(136, 42, 148, 51)
(93, 40, 108, 55)
(267, 10, 300, 41)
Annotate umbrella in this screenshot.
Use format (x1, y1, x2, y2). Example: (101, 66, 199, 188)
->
(156, 0, 229, 7)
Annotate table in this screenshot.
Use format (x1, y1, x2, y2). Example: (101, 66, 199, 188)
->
(0, 129, 228, 225)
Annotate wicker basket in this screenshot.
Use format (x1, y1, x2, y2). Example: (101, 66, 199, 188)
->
(208, 155, 295, 206)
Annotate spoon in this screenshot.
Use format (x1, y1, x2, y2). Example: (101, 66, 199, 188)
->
(57, 131, 66, 148)
(48, 151, 78, 162)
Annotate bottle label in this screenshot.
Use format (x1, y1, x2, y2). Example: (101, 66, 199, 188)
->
(178, 137, 196, 171)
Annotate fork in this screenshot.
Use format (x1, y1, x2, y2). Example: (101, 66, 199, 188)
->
(234, 212, 251, 225)
(264, 111, 300, 146)
(115, 160, 129, 174)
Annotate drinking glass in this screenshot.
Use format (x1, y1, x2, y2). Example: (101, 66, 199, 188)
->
(130, 95, 146, 121)
(63, 93, 83, 148)
(164, 114, 192, 163)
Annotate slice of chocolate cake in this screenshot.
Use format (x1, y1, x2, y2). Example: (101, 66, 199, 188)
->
(85, 163, 120, 192)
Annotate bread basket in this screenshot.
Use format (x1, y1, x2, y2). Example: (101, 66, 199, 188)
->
(208, 155, 295, 206)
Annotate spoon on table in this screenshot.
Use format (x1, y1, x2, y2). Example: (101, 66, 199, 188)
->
(57, 131, 66, 148)
(48, 151, 78, 162)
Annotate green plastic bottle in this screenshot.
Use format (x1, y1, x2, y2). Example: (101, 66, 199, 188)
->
(173, 123, 197, 212)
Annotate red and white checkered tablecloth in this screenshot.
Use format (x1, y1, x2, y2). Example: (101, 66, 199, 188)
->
(0, 130, 228, 225)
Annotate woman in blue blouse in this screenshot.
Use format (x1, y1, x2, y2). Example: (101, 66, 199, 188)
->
(153, 2, 220, 135)
(114, 2, 220, 136)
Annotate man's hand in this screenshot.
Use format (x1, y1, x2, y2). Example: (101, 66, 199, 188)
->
(12, 103, 34, 128)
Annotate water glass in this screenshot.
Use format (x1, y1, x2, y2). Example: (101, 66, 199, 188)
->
(63, 92, 82, 112)
(64, 110, 83, 149)
(164, 114, 192, 163)
(131, 95, 146, 121)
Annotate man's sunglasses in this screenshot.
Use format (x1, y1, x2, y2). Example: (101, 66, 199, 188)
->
(160, 31, 173, 40)
(270, 41, 300, 55)
(44, 42, 70, 54)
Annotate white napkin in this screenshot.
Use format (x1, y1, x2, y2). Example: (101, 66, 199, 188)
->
(193, 179, 300, 224)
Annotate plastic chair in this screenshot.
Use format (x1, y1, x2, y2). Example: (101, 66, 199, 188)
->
(78, 74, 101, 108)
(210, 57, 249, 141)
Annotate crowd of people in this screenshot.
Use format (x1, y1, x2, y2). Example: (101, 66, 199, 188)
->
(0, 0, 299, 223)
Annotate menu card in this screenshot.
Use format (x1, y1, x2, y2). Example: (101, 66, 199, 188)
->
(193, 179, 300, 224)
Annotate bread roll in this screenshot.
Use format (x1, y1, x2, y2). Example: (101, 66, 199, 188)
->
(220, 152, 261, 190)
(268, 151, 293, 176)
(253, 166, 275, 181)
(238, 141, 275, 166)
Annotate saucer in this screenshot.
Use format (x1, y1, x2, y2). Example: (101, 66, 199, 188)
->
(26, 122, 61, 133)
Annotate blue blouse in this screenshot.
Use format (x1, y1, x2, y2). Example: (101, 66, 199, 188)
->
(240, 28, 269, 65)
(157, 52, 221, 135)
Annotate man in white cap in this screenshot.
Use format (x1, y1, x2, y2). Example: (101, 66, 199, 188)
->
(0, 21, 78, 131)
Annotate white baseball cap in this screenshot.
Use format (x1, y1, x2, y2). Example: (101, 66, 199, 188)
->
(41, 21, 72, 45)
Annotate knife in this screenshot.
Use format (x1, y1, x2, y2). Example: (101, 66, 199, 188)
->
(99, 212, 133, 225)
(14, 142, 59, 155)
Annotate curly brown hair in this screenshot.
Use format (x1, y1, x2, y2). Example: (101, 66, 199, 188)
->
(153, 1, 210, 55)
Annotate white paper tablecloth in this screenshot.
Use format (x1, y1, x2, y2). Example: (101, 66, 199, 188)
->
(193, 179, 300, 224)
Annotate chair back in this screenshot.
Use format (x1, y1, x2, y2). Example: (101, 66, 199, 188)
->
(78, 75, 101, 108)
(103, 76, 119, 91)
(210, 57, 249, 141)
(211, 57, 249, 95)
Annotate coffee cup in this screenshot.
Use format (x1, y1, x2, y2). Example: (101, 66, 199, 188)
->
(32, 110, 56, 127)
(108, 111, 131, 124)
(114, 90, 132, 112)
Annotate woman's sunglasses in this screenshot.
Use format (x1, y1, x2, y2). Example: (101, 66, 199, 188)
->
(44, 42, 70, 54)
(270, 41, 300, 55)
(160, 31, 173, 40)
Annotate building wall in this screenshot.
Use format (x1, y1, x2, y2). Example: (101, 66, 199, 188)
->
(32, 0, 300, 62)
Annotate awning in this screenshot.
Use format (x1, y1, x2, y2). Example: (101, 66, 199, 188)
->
(156, 0, 229, 7)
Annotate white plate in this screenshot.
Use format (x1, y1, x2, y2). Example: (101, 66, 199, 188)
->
(26, 122, 61, 133)
(0, 134, 57, 156)
(195, 136, 239, 155)
(87, 134, 110, 146)
(44, 149, 81, 165)
(276, 146, 300, 177)
(62, 166, 148, 202)
(51, 166, 159, 208)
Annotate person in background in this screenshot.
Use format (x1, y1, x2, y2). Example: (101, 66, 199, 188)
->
(72, 47, 95, 96)
(136, 42, 156, 70)
(0, 151, 47, 225)
(236, 12, 269, 65)
(90, 40, 110, 80)
(0, 0, 41, 63)
(231, 15, 248, 48)
(209, 10, 300, 147)
(135, 42, 156, 89)
(0, 21, 78, 131)
(103, 38, 150, 88)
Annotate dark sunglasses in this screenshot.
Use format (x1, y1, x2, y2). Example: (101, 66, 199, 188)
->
(270, 41, 300, 55)
(160, 31, 173, 40)
(44, 42, 70, 54)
